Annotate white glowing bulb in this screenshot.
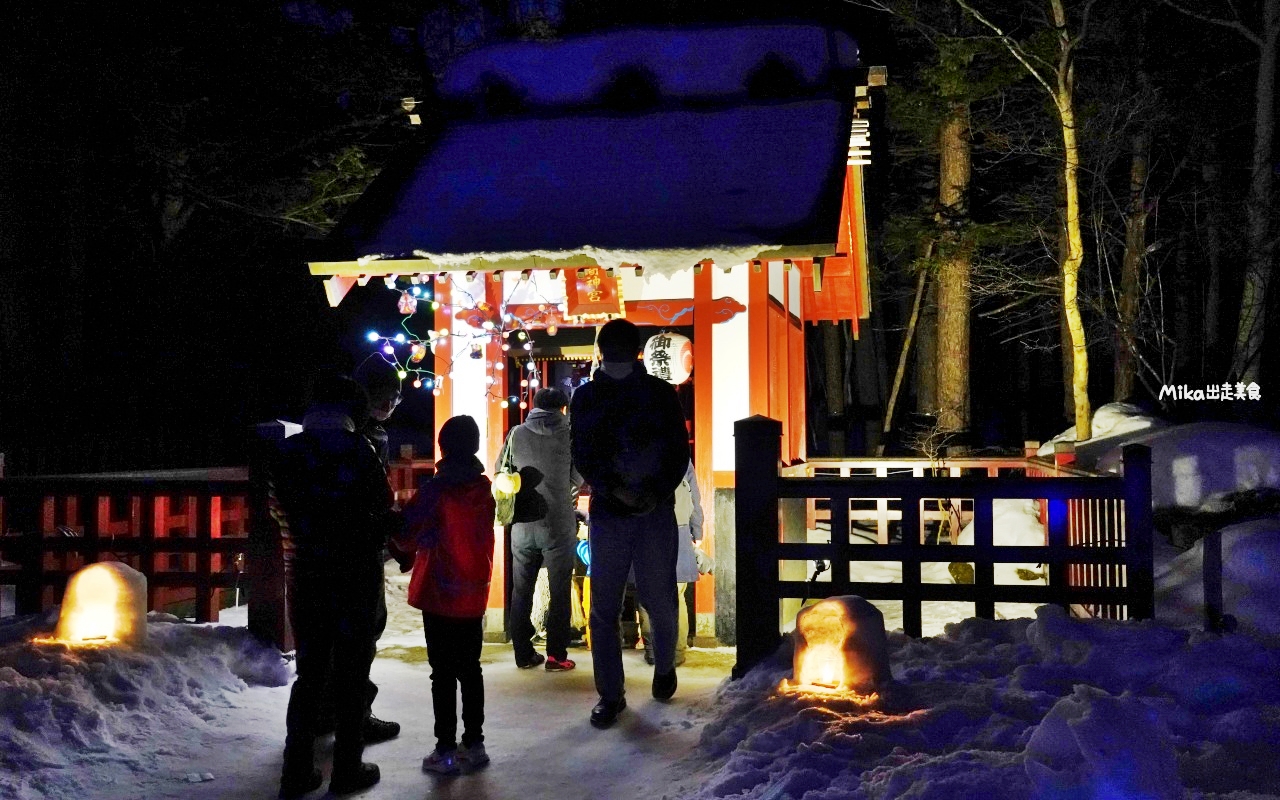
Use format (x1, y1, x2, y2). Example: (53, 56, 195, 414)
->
(529, 379, 539, 388)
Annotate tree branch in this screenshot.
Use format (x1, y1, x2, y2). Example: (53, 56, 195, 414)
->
(1160, 0, 1263, 46)
(953, 0, 1058, 99)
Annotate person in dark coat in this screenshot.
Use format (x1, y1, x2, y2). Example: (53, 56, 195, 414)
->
(350, 356, 404, 744)
(501, 387, 583, 671)
(272, 373, 398, 797)
(569, 319, 690, 728)
(393, 415, 496, 775)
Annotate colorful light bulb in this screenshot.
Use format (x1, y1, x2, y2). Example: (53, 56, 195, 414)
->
(366, 331, 380, 342)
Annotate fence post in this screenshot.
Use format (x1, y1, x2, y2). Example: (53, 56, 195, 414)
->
(246, 421, 294, 651)
(1121, 444, 1153, 620)
(731, 416, 782, 680)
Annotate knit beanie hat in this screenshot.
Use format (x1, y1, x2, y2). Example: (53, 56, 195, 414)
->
(438, 415, 480, 458)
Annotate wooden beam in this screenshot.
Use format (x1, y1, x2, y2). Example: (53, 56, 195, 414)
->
(692, 259, 716, 622)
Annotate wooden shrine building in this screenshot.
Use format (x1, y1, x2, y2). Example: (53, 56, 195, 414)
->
(307, 24, 879, 642)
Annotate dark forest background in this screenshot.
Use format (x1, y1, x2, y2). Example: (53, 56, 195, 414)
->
(2, 0, 1277, 474)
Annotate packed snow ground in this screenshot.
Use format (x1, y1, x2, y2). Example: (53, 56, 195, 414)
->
(0, 588, 736, 800)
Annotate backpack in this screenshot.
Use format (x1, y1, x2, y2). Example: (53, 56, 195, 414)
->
(673, 476, 694, 527)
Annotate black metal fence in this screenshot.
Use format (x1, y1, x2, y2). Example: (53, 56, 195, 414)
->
(732, 415, 1154, 678)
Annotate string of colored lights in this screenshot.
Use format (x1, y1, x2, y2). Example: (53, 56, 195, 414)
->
(364, 273, 567, 411)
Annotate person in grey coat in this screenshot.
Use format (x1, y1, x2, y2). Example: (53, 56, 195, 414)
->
(501, 387, 583, 671)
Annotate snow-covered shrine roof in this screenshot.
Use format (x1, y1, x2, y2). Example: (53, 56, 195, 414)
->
(309, 25, 866, 292)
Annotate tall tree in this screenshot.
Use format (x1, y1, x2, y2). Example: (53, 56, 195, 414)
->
(851, 0, 1026, 447)
(955, 0, 1099, 440)
(1163, 0, 1278, 384)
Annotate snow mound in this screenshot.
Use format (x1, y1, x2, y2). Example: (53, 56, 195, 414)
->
(691, 606, 1280, 799)
(0, 619, 287, 799)
(1096, 422, 1280, 510)
(1155, 517, 1280, 640)
(1024, 684, 1180, 800)
(1037, 402, 1168, 461)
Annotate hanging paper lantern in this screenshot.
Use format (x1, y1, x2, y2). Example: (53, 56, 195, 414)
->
(643, 333, 693, 384)
(398, 292, 418, 315)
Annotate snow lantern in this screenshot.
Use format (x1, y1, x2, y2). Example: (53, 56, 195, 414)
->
(783, 596, 889, 695)
(53, 561, 148, 645)
(643, 333, 693, 384)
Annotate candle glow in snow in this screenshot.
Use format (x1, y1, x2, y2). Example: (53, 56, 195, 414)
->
(50, 561, 148, 645)
(782, 595, 889, 697)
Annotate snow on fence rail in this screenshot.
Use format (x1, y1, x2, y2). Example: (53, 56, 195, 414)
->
(732, 415, 1154, 679)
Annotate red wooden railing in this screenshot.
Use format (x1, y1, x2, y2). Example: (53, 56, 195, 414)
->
(0, 427, 434, 651)
(0, 469, 251, 622)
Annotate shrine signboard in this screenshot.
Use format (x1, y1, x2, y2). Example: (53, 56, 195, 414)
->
(564, 266, 623, 320)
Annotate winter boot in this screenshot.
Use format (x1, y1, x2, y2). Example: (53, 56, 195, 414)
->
(279, 740, 321, 799)
(652, 667, 677, 701)
(361, 715, 400, 744)
(329, 762, 380, 794)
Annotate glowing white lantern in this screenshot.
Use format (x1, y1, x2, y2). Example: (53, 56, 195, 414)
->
(783, 595, 889, 695)
(643, 333, 693, 384)
(53, 561, 148, 645)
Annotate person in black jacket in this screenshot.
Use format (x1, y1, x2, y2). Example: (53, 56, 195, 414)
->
(569, 319, 690, 728)
(273, 373, 399, 797)
(350, 356, 404, 743)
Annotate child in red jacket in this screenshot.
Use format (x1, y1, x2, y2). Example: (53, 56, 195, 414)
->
(393, 415, 496, 775)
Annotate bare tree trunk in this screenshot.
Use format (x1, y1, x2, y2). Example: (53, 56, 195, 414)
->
(916, 278, 939, 415)
(1059, 302, 1074, 422)
(1051, 0, 1092, 441)
(1230, 0, 1279, 383)
(954, 0, 1094, 438)
(1114, 129, 1150, 400)
(936, 103, 972, 435)
(881, 267, 930, 454)
(1173, 228, 1195, 379)
(1201, 152, 1223, 368)
(1057, 170, 1075, 422)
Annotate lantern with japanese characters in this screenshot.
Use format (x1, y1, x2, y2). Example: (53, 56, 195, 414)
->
(643, 333, 693, 384)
